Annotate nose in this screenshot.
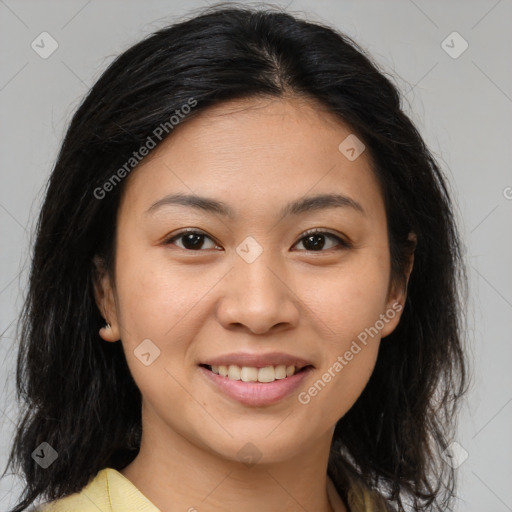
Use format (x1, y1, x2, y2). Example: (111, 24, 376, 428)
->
(215, 249, 300, 335)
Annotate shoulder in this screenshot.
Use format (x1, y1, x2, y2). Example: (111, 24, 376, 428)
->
(328, 472, 391, 512)
(36, 468, 112, 512)
(35, 467, 160, 512)
(347, 477, 392, 512)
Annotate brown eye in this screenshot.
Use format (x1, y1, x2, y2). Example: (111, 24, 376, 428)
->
(293, 230, 351, 252)
(165, 230, 219, 251)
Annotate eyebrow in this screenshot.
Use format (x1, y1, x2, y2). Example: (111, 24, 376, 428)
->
(145, 192, 366, 219)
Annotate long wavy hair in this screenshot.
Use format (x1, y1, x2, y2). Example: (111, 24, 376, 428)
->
(3, 3, 468, 511)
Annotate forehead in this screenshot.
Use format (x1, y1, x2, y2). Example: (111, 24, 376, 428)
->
(118, 96, 385, 222)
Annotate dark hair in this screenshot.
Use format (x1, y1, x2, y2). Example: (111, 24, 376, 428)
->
(4, 3, 468, 511)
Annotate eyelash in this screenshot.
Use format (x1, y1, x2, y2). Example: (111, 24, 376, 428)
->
(163, 228, 351, 252)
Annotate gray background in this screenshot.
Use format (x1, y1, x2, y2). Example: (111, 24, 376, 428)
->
(1, 0, 511, 510)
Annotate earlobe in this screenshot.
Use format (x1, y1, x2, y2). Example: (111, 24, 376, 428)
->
(380, 299, 405, 339)
(381, 232, 416, 339)
(92, 255, 120, 342)
(99, 321, 120, 343)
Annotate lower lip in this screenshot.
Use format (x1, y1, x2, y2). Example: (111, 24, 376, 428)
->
(198, 366, 314, 407)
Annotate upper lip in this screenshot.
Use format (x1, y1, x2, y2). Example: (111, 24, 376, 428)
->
(200, 352, 314, 369)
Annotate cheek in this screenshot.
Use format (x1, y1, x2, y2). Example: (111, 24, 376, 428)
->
(111, 244, 203, 394)
(114, 240, 210, 340)
(294, 252, 389, 411)
(112, 256, 195, 417)
(303, 250, 391, 345)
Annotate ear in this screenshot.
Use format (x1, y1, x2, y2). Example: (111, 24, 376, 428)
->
(380, 232, 416, 339)
(92, 255, 121, 342)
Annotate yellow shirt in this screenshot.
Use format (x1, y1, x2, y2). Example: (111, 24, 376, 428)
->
(37, 467, 383, 511)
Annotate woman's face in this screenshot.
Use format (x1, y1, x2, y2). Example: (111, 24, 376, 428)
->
(96, 96, 409, 465)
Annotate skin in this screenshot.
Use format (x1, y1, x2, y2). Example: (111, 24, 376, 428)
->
(94, 95, 414, 512)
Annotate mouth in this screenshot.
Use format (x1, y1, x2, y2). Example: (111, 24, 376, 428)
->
(197, 352, 315, 406)
(198, 362, 314, 407)
(199, 363, 314, 383)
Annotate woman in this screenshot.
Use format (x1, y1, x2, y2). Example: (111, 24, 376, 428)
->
(4, 4, 468, 511)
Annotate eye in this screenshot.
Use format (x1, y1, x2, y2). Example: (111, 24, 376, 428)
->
(292, 229, 351, 252)
(164, 228, 351, 252)
(164, 229, 220, 251)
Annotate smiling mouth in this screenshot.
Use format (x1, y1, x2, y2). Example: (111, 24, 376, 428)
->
(199, 363, 313, 383)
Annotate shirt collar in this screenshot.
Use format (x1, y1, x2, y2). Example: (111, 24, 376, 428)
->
(104, 468, 161, 511)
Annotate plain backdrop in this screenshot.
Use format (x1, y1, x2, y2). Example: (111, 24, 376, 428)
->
(0, 1, 511, 510)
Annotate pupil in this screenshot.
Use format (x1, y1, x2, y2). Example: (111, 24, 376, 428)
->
(304, 234, 325, 250)
(183, 233, 203, 250)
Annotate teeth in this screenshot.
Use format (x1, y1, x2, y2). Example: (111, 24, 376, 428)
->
(209, 364, 300, 382)
(240, 366, 258, 382)
(257, 366, 275, 383)
(274, 365, 286, 379)
(228, 365, 241, 380)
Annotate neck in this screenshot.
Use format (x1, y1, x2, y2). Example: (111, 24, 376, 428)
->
(120, 405, 347, 512)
